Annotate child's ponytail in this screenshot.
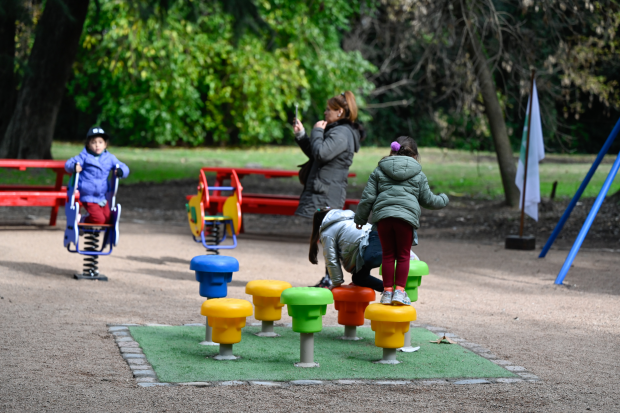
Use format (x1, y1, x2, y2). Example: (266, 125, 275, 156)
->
(308, 207, 332, 265)
(390, 136, 419, 161)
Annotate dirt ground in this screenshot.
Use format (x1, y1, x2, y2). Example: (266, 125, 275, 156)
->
(1, 177, 619, 412)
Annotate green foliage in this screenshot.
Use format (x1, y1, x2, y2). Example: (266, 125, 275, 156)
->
(69, 0, 375, 146)
(353, 1, 620, 153)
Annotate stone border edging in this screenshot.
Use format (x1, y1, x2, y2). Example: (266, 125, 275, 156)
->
(108, 323, 540, 388)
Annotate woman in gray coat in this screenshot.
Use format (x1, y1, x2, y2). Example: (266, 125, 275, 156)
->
(294, 91, 364, 287)
(293, 91, 363, 218)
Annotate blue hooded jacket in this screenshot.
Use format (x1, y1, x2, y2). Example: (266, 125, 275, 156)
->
(65, 148, 130, 204)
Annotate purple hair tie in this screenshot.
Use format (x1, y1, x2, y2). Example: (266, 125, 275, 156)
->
(391, 141, 401, 152)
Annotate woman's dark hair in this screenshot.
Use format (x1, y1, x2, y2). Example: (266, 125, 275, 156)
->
(391, 136, 419, 161)
(309, 207, 332, 265)
(327, 91, 358, 122)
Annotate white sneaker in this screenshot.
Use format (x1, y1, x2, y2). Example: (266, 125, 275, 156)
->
(380, 290, 393, 305)
(391, 289, 411, 306)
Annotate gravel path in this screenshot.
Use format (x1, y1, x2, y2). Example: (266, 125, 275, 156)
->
(0, 219, 618, 412)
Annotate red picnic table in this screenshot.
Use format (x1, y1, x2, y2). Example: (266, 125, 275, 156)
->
(0, 159, 71, 226)
(192, 167, 360, 217)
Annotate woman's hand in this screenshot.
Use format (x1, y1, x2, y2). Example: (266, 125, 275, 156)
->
(314, 120, 327, 129)
(75, 163, 82, 173)
(356, 224, 363, 230)
(293, 119, 304, 133)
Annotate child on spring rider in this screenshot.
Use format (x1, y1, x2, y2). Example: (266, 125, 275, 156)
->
(64, 127, 130, 224)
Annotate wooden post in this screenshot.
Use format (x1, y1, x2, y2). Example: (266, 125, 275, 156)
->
(519, 70, 536, 237)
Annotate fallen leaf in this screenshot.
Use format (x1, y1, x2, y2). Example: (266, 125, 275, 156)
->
(430, 335, 456, 344)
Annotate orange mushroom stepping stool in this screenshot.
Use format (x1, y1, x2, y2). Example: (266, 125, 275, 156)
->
(331, 285, 376, 340)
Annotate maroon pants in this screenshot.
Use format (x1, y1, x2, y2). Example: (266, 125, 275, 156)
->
(377, 217, 414, 289)
(83, 202, 111, 224)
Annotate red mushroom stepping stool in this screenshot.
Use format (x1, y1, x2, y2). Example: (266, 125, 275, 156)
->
(331, 285, 376, 340)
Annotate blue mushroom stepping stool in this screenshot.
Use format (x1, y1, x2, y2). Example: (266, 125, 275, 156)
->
(190, 255, 239, 345)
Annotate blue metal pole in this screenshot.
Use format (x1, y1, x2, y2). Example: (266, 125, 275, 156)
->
(554, 151, 620, 285)
(540, 117, 620, 258)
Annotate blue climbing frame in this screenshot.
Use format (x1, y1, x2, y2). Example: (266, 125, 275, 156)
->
(538, 117, 620, 285)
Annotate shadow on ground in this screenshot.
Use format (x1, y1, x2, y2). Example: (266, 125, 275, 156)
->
(129, 267, 245, 285)
(0, 260, 75, 279)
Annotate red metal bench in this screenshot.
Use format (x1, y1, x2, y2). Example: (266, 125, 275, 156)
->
(187, 167, 360, 218)
(0, 160, 71, 226)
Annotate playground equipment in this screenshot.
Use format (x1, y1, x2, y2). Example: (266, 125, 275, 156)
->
(186, 170, 242, 254)
(190, 255, 239, 345)
(380, 257, 428, 351)
(539, 117, 620, 285)
(280, 287, 333, 367)
(400, 260, 428, 352)
(331, 285, 375, 340)
(63, 167, 121, 281)
(186, 167, 360, 230)
(201, 298, 253, 360)
(245, 280, 292, 337)
(0, 159, 71, 226)
(401, 260, 429, 302)
(365, 303, 417, 364)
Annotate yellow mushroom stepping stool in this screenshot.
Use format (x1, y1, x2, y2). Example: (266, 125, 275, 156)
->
(364, 303, 417, 364)
(245, 280, 292, 337)
(201, 298, 253, 360)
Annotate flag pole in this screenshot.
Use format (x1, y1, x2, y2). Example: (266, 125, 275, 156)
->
(519, 69, 536, 237)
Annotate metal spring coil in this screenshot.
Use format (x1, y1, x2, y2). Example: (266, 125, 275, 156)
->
(204, 223, 221, 255)
(82, 232, 100, 276)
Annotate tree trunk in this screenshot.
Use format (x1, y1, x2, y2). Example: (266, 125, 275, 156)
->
(0, 3, 17, 144)
(468, 36, 520, 207)
(0, 0, 90, 159)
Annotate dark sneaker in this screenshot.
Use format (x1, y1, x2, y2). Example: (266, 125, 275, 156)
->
(312, 275, 332, 289)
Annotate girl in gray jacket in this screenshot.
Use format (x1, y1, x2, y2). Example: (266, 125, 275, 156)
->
(308, 208, 384, 292)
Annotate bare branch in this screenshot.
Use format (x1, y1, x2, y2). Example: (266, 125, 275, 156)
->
(365, 99, 414, 109)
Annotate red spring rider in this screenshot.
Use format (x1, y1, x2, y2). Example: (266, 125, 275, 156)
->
(63, 127, 129, 280)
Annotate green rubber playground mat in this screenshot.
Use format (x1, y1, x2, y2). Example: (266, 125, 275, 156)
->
(128, 326, 516, 383)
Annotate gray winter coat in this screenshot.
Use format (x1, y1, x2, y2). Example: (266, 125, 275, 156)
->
(354, 155, 449, 229)
(320, 209, 372, 286)
(295, 120, 360, 218)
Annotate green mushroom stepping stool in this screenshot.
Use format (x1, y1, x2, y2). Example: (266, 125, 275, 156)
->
(401, 260, 428, 352)
(280, 287, 333, 368)
(403, 260, 429, 302)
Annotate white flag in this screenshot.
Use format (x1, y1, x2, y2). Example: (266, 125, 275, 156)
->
(515, 80, 545, 221)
